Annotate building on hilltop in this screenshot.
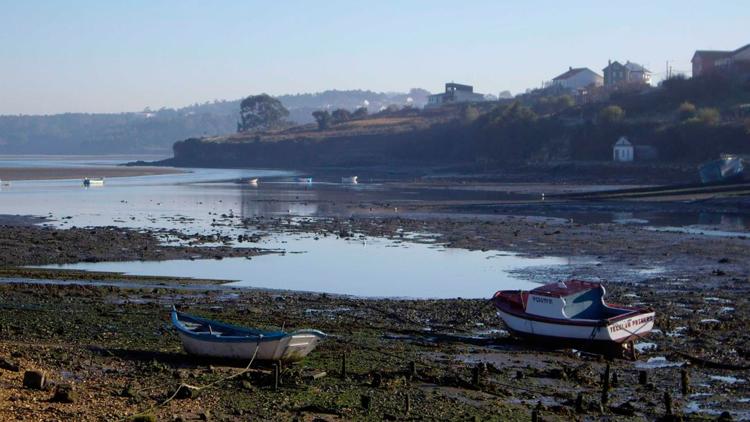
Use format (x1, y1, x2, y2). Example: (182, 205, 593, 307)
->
(692, 43, 750, 78)
(551, 67, 603, 92)
(425, 83, 486, 108)
(603, 60, 652, 87)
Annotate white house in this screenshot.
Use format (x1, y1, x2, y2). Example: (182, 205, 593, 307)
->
(551, 67, 603, 91)
(613, 137, 634, 162)
(426, 83, 485, 108)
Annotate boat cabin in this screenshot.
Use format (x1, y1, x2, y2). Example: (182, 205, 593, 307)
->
(505, 280, 630, 321)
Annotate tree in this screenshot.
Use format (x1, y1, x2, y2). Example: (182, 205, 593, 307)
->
(352, 107, 368, 119)
(238, 94, 289, 132)
(312, 110, 332, 130)
(677, 101, 697, 121)
(331, 108, 352, 124)
(598, 105, 625, 124)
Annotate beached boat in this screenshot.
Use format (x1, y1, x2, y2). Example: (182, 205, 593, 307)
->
(341, 176, 358, 184)
(171, 308, 326, 361)
(699, 154, 747, 184)
(83, 177, 104, 187)
(493, 280, 655, 344)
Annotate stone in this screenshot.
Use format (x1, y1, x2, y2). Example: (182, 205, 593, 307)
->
(51, 383, 78, 403)
(0, 357, 20, 372)
(22, 370, 45, 389)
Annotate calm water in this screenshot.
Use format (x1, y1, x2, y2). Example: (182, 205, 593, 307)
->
(2, 156, 747, 297)
(41, 233, 565, 298)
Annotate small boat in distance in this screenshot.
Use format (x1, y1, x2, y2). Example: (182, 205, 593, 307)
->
(297, 177, 312, 184)
(341, 176, 358, 184)
(171, 308, 326, 361)
(493, 280, 655, 346)
(248, 178, 259, 186)
(83, 177, 104, 187)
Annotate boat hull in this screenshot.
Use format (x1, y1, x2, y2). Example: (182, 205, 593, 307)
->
(497, 309, 655, 343)
(177, 331, 324, 362)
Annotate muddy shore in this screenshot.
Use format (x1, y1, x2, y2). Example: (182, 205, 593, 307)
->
(1, 180, 749, 419)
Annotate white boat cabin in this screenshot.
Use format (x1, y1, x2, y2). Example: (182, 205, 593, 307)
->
(525, 280, 621, 320)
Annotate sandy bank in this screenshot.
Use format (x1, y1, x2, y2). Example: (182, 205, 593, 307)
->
(0, 166, 183, 181)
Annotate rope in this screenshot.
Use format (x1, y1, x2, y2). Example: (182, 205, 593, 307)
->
(127, 341, 260, 420)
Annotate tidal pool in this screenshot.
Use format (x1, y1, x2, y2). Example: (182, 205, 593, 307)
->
(39, 233, 567, 298)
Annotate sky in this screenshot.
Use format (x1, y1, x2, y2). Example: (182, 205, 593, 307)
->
(0, 0, 748, 115)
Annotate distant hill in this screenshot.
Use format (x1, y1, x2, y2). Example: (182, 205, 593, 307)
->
(0, 89, 430, 154)
(166, 74, 750, 173)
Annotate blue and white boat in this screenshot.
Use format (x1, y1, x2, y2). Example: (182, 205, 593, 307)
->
(171, 308, 326, 361)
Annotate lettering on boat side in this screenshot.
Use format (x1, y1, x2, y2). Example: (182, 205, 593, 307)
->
(532, 296, 553, 305)
(608, 315, 654, 333)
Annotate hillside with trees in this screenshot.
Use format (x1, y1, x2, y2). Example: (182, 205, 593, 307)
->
(0, 89, 428, 154)
(166, 74, 750, 178)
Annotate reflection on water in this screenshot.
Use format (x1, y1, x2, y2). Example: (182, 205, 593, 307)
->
(39, 233, 566, 298)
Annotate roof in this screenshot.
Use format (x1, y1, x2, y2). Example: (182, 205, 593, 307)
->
(692, 50, 733, 62)
(614, 137, 632, 147)
(624, 61, 650, 73)
(733, 43, 750, 56)
(531, 280, 602, 298)
(552, 67, 595, 81)
(445, 82, 473, 91)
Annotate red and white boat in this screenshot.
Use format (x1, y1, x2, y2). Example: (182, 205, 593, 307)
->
(493, 280, 655, 345)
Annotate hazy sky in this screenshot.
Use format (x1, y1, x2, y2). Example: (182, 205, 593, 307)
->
(1, 1, 748, 115)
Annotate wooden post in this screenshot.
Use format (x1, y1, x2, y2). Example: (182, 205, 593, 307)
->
(601, 363, 610, 405)
(611, 371, 619, 388)
(531, 409, 539, 422)
(628, 341, 637, 361)
(405, 393, 411, 415)
(664, 391, 673, 416)
(681, 368, 690, 396)
(638, 370, 648, 385)
(472, 365, 481, 388)
(408, 361, 416, 380)
(273, 363, 280, 391)
(575, 392, 584, 413)
(341, 353, 347, 379)
(360, 394, 371, 413)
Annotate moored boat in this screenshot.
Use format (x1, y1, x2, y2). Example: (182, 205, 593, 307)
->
(297, 177, 312, 184)
(492, 280, 655, 345)
(341, 176, 358, 184)
(171, 308, 326, 361)
(83, 177, 105, 187)
(248, 178, 259, 186)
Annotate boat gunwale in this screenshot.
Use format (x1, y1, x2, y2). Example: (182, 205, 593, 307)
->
(171, 309, 326, 343)
(493, 290, 653, 327)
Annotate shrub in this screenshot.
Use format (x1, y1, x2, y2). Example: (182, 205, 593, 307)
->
(677, 101, 697, 121)
(598, 105, 625, 124)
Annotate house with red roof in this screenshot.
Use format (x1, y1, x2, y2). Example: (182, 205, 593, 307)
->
(692, 43, 750, 78)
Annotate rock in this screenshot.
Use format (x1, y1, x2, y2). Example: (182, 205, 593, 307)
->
(51, 383, 78, 403)
(22, 370, 45, 389)
(0, 357, 20, 372)
(174, 384, 199, 400)
(121, 384, 140, 399)
(717, 411, 733, 421)
(130, 415, 157, 422)
(199, 410, 210, 421)
(610, 400, 636, 416)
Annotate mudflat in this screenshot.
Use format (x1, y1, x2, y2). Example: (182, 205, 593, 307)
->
(0, 166, 183, 181)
